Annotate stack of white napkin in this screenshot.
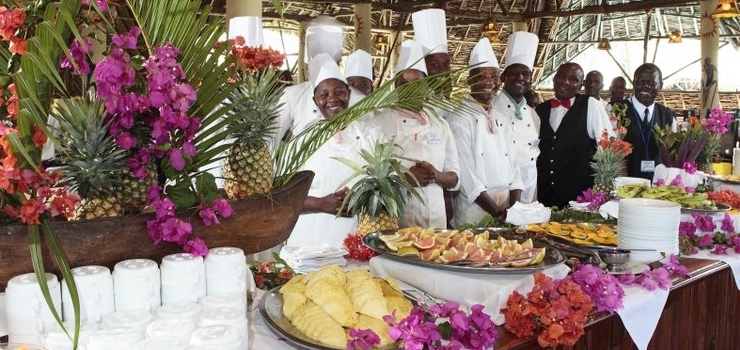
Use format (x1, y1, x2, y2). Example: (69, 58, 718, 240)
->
(505, 201, 551, 225)
(279, 245, 347, 274)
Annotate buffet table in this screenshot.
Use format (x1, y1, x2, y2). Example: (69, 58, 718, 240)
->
(248, 257, 740, 350)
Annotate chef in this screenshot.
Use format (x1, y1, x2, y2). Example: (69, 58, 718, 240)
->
(370, 40, 460, 229)
(270, 20, 367, 153)
(492, 31, 540, 204)
(287, 53, 383, 247)
(449, 38, 522, 227)
(344, 49, 374, 96)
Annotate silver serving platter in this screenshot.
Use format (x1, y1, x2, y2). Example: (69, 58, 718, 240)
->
(259, 289, 398, 350)
(680, 203, 731, 214)
(362, 229, 566, 275)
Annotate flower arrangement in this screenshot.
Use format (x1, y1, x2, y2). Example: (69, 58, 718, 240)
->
(250, 256, 296, 290)
(364, 301, 498, 350)
(225, 36, 284, 75)
(654, 106, 732, 172)
(501, 271, 593, 348)
(591, 103, 632, 194)
(569, 264, 624, 313)
(679, 213, 740, 255)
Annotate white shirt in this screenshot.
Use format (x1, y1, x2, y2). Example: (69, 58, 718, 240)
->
(448, 97, 522, 227)
(630, 96, 677, 132)
(287, 121, 383, 247)
(493, 92, 539, 203)
(371, 109, 460, 229)
(549, 95, 616, 140)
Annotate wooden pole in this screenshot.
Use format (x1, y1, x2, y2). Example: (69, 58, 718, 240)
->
(354, 3, 372, 52)
(298, 21, 308, 83)
(700, 0, 720, 117)
(225, 0, 261, 19)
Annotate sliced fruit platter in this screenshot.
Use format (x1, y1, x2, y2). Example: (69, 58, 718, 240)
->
(526, 222, 617, 247)
(616, 184, 719, 210)
(362, 227, 566, 274)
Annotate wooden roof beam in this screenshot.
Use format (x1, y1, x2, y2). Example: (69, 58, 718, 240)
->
(524, 0, 699, 19)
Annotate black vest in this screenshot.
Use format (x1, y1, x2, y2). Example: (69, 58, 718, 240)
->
(615, 101, 675, 179)
(536, 94, 595, 208)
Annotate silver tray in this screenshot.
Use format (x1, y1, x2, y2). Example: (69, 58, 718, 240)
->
(362, 229, 566, 275)
(259, 289, 398, 350)
(680, 203, 731, 214)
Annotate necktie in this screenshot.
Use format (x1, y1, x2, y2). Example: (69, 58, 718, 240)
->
(551, 99, 571, 109)
(643, 108, 650, 124)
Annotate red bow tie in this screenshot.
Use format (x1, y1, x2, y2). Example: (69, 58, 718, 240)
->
(551, 99, 572, 109)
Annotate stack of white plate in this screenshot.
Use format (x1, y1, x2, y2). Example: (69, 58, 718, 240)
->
(618, 198, 680, 262)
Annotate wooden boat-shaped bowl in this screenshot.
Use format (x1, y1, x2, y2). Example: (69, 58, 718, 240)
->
(0, 170, 314, 290)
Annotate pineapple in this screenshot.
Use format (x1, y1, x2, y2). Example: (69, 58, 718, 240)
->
(336, 138, 421, 235)
(118, 164, 157, 214)
(51, 97, 129, 220)
(591, 148, 624, 194)
(222, 69, 284, 199)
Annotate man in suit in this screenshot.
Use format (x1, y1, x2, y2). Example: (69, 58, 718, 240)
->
(536, 62, 614, 208)
(612, 63, 675, 180)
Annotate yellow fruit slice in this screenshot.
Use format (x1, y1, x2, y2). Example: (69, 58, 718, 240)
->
(477, 230, 490, 241)
(530, 248, 547, 264)
(397, 246, 420, 258)
(520, 238, 534, 249)
(385, 240, 413, 252)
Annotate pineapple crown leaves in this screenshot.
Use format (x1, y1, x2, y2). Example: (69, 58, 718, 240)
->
(332, 138, 422, 220)
(273, 66, 470, 187)
(223, 68, 285, 146)
(50, 96, 129, 199)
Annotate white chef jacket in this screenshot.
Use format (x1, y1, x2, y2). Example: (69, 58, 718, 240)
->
(287, 121, 383, 247)
(370, 109, 460, 229)
(448, 97, 523, 228)
(493, 92, 540, 203)
(271, 82, 366, 153)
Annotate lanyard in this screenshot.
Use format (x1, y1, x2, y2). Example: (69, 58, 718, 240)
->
(633, 105, 655, 159)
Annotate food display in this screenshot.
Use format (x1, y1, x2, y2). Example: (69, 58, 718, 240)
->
(526, 222, 617, 246)
(376, 227, 546, 267)
(616, 184, 718, 210)
(278, 265, 413, 349)
(707, 190, 740, 209)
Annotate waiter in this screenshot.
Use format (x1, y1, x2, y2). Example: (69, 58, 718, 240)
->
(370, 40, 460, 229)
(449, 38, 522, 227)
(536, 62, 614, 208)
(613, 63, 675, 180)
(287, 53, 383, 247)
(493, 31, 540, 204)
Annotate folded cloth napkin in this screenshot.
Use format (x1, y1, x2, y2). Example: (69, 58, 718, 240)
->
(369, 256, 570, 325)
(617, 284, 670, 350)
(505, 201, 552, 225)
(690, 250, 740, 289)
(0, 292, 6, 337)
(599, 199, 620, 219)
(279, 244, 348, 274)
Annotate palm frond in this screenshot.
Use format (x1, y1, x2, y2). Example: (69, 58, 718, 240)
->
(273, 66, 470, 187)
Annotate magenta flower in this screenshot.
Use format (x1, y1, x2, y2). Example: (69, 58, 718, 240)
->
(346, 328, 381, 350)
(681, 162, 697, 175)
(692, 213, 717, 233)
(698, 234, 714, 248)
(183, 237, 209, 257)
(731, 236, 740, 253)
(60, 36, 93, 74)
(112, 26, 141, 50)
(168, 148, 186, 171)
(679, 221, 697, 238)
(198, 205, 220, 226)
(570, 264, 624, 313)
(213, 198, 234, 218)
(669, 175, 684, 187)
(721, 213, 735, 233)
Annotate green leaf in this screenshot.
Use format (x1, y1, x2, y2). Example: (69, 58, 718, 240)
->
(167, 180, 197, 209)
(196, 172, 219, 205)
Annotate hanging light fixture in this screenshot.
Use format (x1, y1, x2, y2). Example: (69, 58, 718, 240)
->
(481, 0, 499, 43)
(597, 38, 611, 50)
(713, 0, 740, 18)
(668, 31, 682, 43)
(372, 34, 389, 49)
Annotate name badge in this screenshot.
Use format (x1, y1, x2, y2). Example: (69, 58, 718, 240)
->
(426, 133, 442, 145)
(641, 160, 656, 172)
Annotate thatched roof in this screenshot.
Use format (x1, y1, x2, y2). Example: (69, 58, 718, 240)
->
(203, 0, 740, 112)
